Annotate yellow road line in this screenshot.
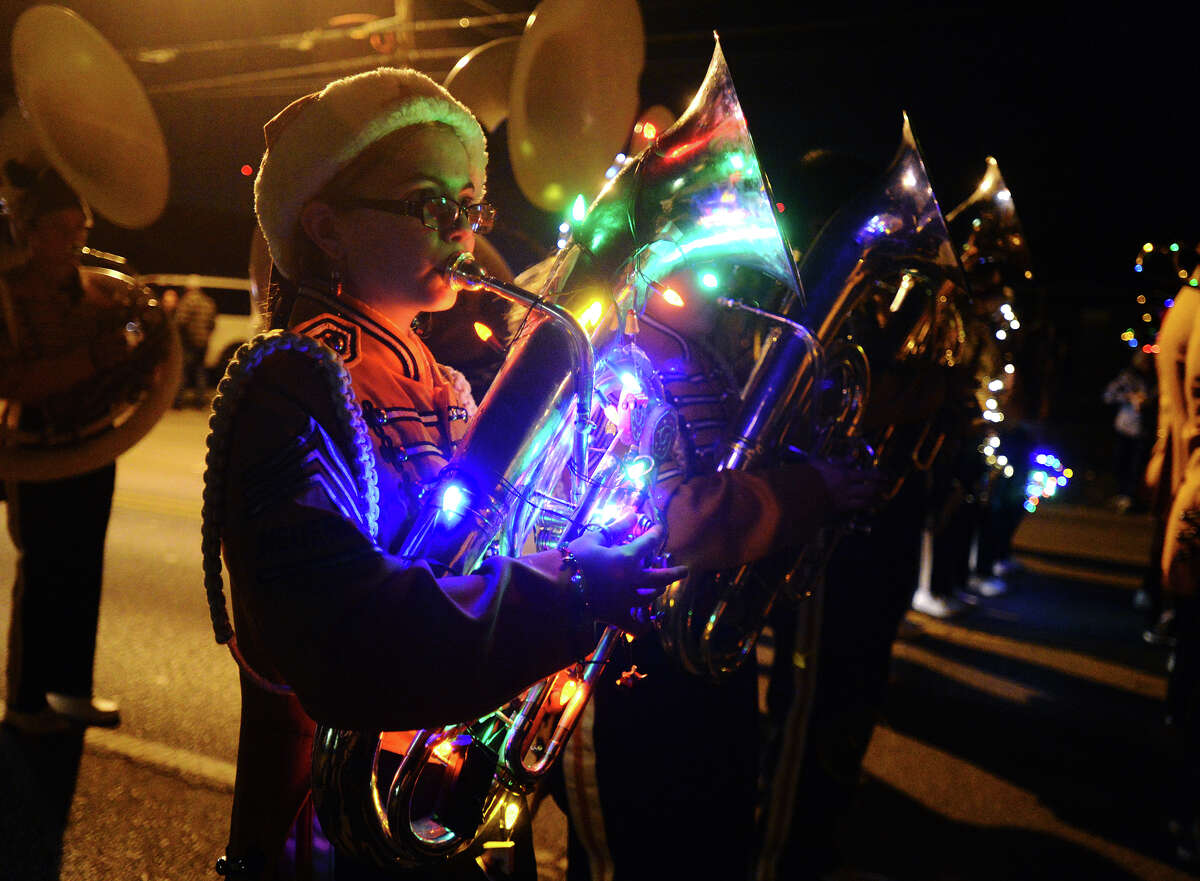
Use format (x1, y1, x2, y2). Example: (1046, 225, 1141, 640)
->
(891, 641, 1048, 705)
(906, 613, 1167, 701)
(85, 726, 235, 791)
(1014, 554, 1142, 590)
(113, 490, 201, 520)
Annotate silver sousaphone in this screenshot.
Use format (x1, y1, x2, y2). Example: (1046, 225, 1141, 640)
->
(0, 4, 180, 481)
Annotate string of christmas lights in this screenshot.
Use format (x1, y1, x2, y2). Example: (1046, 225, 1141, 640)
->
(1126, 239, 1197, 353)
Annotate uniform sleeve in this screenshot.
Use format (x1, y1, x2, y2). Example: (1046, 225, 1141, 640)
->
(1163, 470, 1200, 598)
(220, 351, 595, 732)
(661, 463, 832, 572)
(1163, 304, 1200, 598)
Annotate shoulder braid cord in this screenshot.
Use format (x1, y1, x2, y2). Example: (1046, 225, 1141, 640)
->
(201, 329, 380, 694)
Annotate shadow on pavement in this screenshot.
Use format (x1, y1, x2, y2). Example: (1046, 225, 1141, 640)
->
(944, 568, 1166, 672)
(882, 657, 1175, 863)
(0, 725, 85, 880)
(845, 777, 1162, 881)
(863, 565, 1194, 878)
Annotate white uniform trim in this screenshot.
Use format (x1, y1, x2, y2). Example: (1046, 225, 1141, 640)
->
(756, 573, 827, 881)
(564, 701, 615, 881)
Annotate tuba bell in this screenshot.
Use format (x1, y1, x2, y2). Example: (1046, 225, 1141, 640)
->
(945, 156, 1034, 424)
(309, 34, 822, 866)
(578, 36, 822, 681)
(0, 5, 180, 481)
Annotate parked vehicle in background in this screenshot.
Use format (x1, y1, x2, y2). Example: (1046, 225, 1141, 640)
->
(139, 274, 261, 383)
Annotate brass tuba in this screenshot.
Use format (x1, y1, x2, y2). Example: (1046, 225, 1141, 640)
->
(580, 36, 822, 681)
(944, 156, 1034, 425)
(780, 113, 973, 594)
(658, 113, 976, 679)
(0, 5, 180, 481)
(794, 114, 971, 477)
(310, 34, 820, 867)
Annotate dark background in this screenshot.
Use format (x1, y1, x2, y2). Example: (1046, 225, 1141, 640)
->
(1, 0, 1196, 495)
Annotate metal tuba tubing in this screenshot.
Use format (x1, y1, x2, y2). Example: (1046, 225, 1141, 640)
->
(445, 251, 594, 489)
(556, 34, 823, 683)
(659, 299, 823, 680)
(714, 298, 822, 471)
(498, 624, 621, 788)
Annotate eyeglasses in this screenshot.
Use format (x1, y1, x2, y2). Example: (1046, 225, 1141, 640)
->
(334, 195, 496, 235)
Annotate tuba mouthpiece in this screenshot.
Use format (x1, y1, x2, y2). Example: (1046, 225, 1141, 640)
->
(445, 251, 486, 291)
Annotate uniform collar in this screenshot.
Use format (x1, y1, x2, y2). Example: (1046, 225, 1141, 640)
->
(293, 283, 437, 385)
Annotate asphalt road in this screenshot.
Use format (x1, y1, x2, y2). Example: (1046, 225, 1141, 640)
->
(0, 408, 238, 880)
(0, 409, 1192, 880)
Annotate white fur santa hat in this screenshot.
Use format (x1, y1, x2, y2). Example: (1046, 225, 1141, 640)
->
(254, 67, 487, 281)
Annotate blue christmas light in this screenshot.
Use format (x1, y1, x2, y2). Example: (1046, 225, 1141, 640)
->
(1023, 450, 1071, 512)
(441, 484, 466, 515)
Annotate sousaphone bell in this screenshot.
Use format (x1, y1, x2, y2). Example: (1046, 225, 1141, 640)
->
(0, 4, 180, 481)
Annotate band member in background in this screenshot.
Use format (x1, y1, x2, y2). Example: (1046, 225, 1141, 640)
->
(1158, 270, 1200, 864)
(174, 283, 217, 408)
(553, 278, 883, 881)
(0, 164, 133, 733)
(755, 152, 982, 880)
(208, 67, 686, 880)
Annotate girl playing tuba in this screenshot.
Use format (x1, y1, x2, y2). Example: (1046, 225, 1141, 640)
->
(206, 68, 685, 880)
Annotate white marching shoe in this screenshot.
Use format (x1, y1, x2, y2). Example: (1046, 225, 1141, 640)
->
(967, 574, 1008, 597)
(911, 587, 967, 619)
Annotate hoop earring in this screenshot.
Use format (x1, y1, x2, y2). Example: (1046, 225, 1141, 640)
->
(329, 263, 343, 299)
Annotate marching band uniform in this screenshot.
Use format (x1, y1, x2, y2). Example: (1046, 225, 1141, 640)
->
(215, 286, 597, 879)
(759, 475, 927, 880)
(1158, 279, 1200, 856)
(1, 169, 129, 733)
(1158, 282, 1200, 577)
(759, 324, 972, 881)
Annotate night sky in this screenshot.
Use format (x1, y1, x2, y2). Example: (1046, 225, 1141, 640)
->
(1, 0, 1195, 475)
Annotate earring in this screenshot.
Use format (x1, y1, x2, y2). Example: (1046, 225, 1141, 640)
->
(329, 262, 343, 299)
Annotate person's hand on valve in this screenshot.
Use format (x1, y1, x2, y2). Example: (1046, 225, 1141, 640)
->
(567, 512, 686, 636)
